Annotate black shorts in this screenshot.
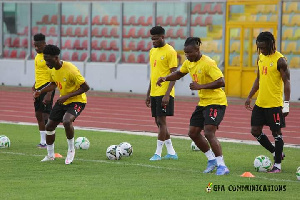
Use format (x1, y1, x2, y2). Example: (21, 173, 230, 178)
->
(190, 105, 226, 128)
(49, 102, 86, 122)
(150, 96, 174, 117)
(34, 83, 55, 114)
(251, 105, 286, 131)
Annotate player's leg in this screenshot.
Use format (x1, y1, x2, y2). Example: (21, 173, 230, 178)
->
(34, 94, 47, 148)
(251, 105, 275, 153)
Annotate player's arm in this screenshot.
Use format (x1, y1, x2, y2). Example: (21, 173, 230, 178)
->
(33, 82, 57, 98)
(145, 81, 151, 107)
(278, 57, 291, 116)
(245, 59, 260, 111)
(57, 82, 90, 104)
(161, 67, 178, 105)
(189, 77, 225, 90)
(156, 70, 186, 86)
(32, 82, 36, 92)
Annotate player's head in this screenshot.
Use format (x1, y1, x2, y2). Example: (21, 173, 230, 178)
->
(43, 44, 61, 69)
(184, 37, 201, 62)
(150, 26, 165, 48)
(33, 33, 46, 54)
(256, 31, 276, 56)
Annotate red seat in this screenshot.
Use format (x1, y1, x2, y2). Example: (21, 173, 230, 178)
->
(200, 3, 212, 14)
(80, 52, 88, 61)
(4, 50, 9, 58)
(175, 16, 186, 26)
(74, 27, 83, 37)
(137, 54, 146, 63)
(63, 39, 72, 49)
(110, 15, 119, 25)
(99, 53, 107, 62)
(40, 26, 47, 36)
(50, 15, 57, 24)
(82, 40, 88, 50)
(127, 16, 137, 25)
(136, 40, 145, 51)
(137, 27, 148, 38)
(47, 39, 54, 45)
(19, 50, 26, 59)
(192, 16, 204, 26)
(165, 16, 173, 26)
(62, 15, 66, 25)
(146, 16, 153, 26)
(67, 15, 75, 25)
(82, 27, 88, 37)
(71, 52, 79, 61)
(176, 28, 185, 39)
(21, 38, 28, 48)
(62, 51, 70, 60)
(137, 16, 146, 26)
(73, 39, 81, 50)
(76, 15, 88, 25)
(102, 15, 109, 25)
(99, 40, 108, 50)
(10, 50, 18, 58)
(92, 27, 100, 37)
(145, 41, 152, 51)
(211, 3, 223, 14)
(19, 26, 28, 36)
(12, 38, 20, 48)
(92, 16, 101, 25)
(123, 41, 129, 51)
(126, 27, 136, 38)
(156, 16, 164, 25)
(109, 40, 118, 51)
(32, 26, 39, 35)
(4, 37, 12, 47)
(166, 28, 175, 38)
(37, 15, 49, 25)
(48, 26, 57, 36)
(192, 4, 202, 14)
(91, 52, 98, 62)
(127, 54, 136, 63)
(128, 41, 136, 51)
(204, 15, 213, 26)
(101, 27, 109, 37)
(65, 27, 74, 37)
(110, 27, 119, 38)
(108, 53, 116, 62)
(92, 40, 99, 50)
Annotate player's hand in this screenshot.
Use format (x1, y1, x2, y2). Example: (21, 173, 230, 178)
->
(43, 92, 52, 104)
(156, 77, 166, 87)
(162, 95, 170, 108)
(33, 90, 41, 98)
(245, 98, 253, 111)
(189, 81, 201, 90)
(145, 96, 151, 108)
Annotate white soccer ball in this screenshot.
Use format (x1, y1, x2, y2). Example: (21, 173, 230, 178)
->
(253, 155, 273, 172)
(191, 141, 200, 151)
(119, 142, 133, 157)
(106, 145, 122, 160)
(0, 135, 10, 148)
(296, 167, 300, 181)
(74, 137, 90, 150)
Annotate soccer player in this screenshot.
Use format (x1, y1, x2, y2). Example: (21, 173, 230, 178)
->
(245, 31, 290, 173)
(156, 37, 229, 175)
(32, 33, 55, 149)
(33, 45, 90, 165)
(145, 26, 178, 161)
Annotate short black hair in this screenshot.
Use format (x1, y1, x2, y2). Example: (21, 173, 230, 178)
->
(33, 33, 45, 42)
(43, 44, 60, 56)
(150, 26, 165, 35)
(256, 31, 276, 55)
(184, 37, 201, 47)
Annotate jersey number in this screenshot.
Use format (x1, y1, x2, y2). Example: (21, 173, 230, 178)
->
(192, 74, 198, 82)
(56, 81, 63, 90)
(262, 66, 268, 75)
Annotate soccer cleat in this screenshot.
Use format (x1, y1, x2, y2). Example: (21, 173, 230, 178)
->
(65, 149, 75, 165)
(41, 155, 55, 162)
(37, 143, 47, 149)
(216, 165, 230, 175)
(163, 153, 178, 160)
(203, 159, 217, 173)
(149, 154, 161, 161)
(273, 152, 285, 161)
(268, 166, 281, 173)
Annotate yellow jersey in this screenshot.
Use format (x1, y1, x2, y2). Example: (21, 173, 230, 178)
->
(34, 53, 51, 89)
(49, 61, 87, 105)
(149, 44, 177, 97)
(256, 51, 285, 108)
(180, 55, 227, 107)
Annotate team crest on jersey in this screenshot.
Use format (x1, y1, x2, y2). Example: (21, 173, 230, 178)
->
(198, 70, 201, 73)
(270, 62, 274, 67)
(161, 56, 164, 60)
(63, 78, 67, 82)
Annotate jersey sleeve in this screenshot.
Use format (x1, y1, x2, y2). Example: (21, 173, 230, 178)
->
(168, 49, 178, 69)
(207, 61, 224, 81)
(179, 60, 189, 74)
(71, 68, 86, 86)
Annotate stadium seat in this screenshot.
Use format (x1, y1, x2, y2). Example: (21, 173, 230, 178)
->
(137, 40, 146, 51)
(67, 15, 75, 25)
(137, 54, 146, 63)
(290, 15, 300, 26)
(21, 38, 28, 48)
(283, 41, 297, 53)
(156, 16, 164, 26)
(82, 40, 88, 50)
(48, 26, 57, 36)
(50, 15, 57, 24)
(289, 56, 299, 68)
(123, 41, 129, 51)
(80, 52, 88, 61)
(12, 37, 20, 48)
(165, 16, 174, 26)
(73, 39, 81, 50)
(77, 15, 88, 25)
(102, 15, 109, 25)
(108, 53, 116, 62)
(37, 15, 49, 25)
(200, 3, 212, 14)
(192, 16, 204, 26)
(282, 28, 293, 40)
(101, 27, 109, 37)
(126, 27, 137, 38)
(137, 16, 146, 26)
(92, 40, 99, 50)
(192, 4, 202, 14)
(91, 52, 98, 62)
(62, 51, 70, 60)
(287, 2, 298, 13)
(10, 50, 18, 58)
(109, 40, 118, 51)
(32, 26, 39, 35)
(62, 15, 66, 25)
(110, 27, 119, 38)
(127, 53, 136, 63)
(146, 16, 153, 26)
(40, 26, 47, 36)
(4, 37, 12, 47)
(47, 39, 54, 45)
(145, 41, 152, 51)
(3, 49, 9, 58)
(294, 29, 300, 39)
(174, 16, 187, 26)
(82, 27, 88, 37)
(63, 39, 72, 49)
(19, 50, 26, 59)
(19, 26, 28, 36)
(206, 41, 219, 53)
(127, 16, 137, 25)
(99, 53, 107, 62)
(258, 15, 268, 22)
(92, 15, 101, 25)
(137, 27, 149, 38)
(74, 27, 83, 37)
(212, 3, 223, 14)
(99, 40, 108, 50)
(176, 28, 185, 39)
(65, 27, 74, 37)
(282, 15, 290, 26)
(92, 27, 100, 37)
(204, 15, 213, 26)
(71, 52, 79, 61)
(110, 15, 119, 25)
(128, 41, 136, 51)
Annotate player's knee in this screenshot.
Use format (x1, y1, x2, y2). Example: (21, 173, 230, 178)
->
(188, 131, 197, 139)
(62, 119, 72, 128)
(251, 127, 261, 137)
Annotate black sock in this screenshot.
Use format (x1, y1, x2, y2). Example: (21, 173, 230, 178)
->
(255, 133, 275, 153)
(274, 135, 284, 163)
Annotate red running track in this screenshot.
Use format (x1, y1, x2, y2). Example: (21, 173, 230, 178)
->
(0, 88, 300, 145)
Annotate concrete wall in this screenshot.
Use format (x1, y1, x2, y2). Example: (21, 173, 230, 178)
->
(0, 59, 299, 101)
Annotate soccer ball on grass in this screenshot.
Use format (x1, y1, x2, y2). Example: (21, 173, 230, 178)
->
(119, 142, 133, 157)
(191, 141, 200, 151)
(296, 167, 300, 181)
(106, 145, 122, 160)
(75, 137, 90, 150)
(0, 135, 10, 148)
(253, 155, 273, 172)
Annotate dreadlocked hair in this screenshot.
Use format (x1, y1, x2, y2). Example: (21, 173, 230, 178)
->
(184, 37, 201, 47)
(33, 33, 45, 42)
(256, 31, 276, 55)
(150, 26, 165, 35)
(43, 44, 60, 56)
